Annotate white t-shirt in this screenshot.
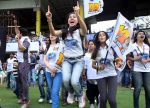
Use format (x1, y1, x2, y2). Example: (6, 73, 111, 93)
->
(132, 43, 150, 72)
(46, 43, 64, 72)
(63, 29, 83, 58)
(7, 58, 15, 72)
(17, 36, 31, 63)
(38, 43, 46, 67)
(96, 46, 117, 79)
(84, 52, 98, 79)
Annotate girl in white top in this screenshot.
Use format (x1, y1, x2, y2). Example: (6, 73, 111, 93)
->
(45, 2, 87, 108)
(128, 30, 150, 108)
(83, 40, 99, 108)
(44, 34, 64, 108)
(92, 31, 118, 108)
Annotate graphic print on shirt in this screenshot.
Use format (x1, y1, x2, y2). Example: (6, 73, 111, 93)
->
(99, 58, 111, 65)
(48, 52, 56, 60)
(134, 46, 149, 60)
(47, 47, 59, 60)
(64, 38, 78, 47)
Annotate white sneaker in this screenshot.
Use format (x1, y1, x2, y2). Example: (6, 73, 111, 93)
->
(78, 92, 86, 108)
(67, 93, 74, 104)
(38, 98, 44, 103)
(75, 97, 79, 102)
(49, 99, 52, 104)
(90, 104, 95, 108)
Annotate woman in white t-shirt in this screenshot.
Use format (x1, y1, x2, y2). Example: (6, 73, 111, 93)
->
(44, 34, 64, 108)
(92, 31, 118, 108)
(45, 2, 87, 108)
(83, 40, 99, 108)
(128, 30, 150, 108)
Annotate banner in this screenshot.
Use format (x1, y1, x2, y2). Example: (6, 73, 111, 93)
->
(6, 42, 39, 53)
(108, 12, 134, 71)
(83, 0, 104, 18)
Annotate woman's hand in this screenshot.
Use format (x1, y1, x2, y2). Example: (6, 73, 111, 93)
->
(15, 34, 21, 41)
(46, 5, 52, 22)
(140, 59, 149, 64)
(98, 64, 105, 70)
(115, 58, 123, 69)
(73, 1, 80, 15)
(134, 55, 141, 61)
(14, 19, 17, 26)
(49, 66, 57, 77)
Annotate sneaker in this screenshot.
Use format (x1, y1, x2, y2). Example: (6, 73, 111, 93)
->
(75, 97, 79, 102)
(21, 103, 27, 108)
(67, 93, 74, 104)
(38, 98, 44, 103)
(21, 100, 30, 108)
(90, 104, 95, 108)
(18, 99, 24, 104)
(78, 92, 86, 108)
(131, 87, 134, 90)
(48, 99, 52, 104)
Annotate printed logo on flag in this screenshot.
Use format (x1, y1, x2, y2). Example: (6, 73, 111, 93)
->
(84, 0, 104, 18)
(107, 12, 134, 71)
(114, 24, 130, 54)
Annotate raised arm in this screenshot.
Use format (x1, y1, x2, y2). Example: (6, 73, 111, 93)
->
(46, 5, 62, 36)
(73, 1, 87, 36)
(14, 19, 20, 36)
(14, 19, 28, 52)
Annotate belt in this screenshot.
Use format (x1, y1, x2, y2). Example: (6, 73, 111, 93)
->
(65, 55, 84, 60)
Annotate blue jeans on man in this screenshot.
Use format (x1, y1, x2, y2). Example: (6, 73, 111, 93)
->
(7, 71, 12, 88)
(38, 67, 48, 99)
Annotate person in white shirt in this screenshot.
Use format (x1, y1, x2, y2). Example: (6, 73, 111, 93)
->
(44, 34, 64, 108)
(92, 31, 118, 108)
(45, 2, 87, 108)
(83, 40, 99, 108)
(37, 37, 51, 103)
(128, 30, 150, 108)
(14, 19, 31, 108)
(6, 53, 15, 88)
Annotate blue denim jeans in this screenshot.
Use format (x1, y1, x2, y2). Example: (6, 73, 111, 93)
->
(31, 68, 36, 85)
(45, 72, 62, 108)
(38, 68, 49, 99)
(122, 69, 131, 86)
(7, 71, 12, 88)
(132, 72, 150, 108)
(62, 58, 84, 97)
(117, 71, 123, 83)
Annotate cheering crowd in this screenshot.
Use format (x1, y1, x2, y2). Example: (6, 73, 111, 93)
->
(0, 2, 150, 108)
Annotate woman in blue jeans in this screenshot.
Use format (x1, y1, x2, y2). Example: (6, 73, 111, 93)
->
(44, 33, 64, 108)
(45, 1, 87, 108)
(128, 30, 150, 108)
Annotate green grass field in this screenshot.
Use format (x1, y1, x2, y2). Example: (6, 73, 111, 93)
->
(0, 85, 145, 108)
